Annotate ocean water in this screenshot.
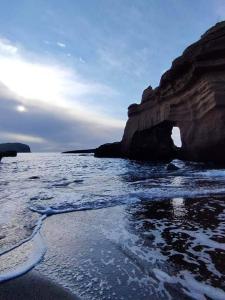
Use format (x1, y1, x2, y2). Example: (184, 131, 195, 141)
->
(0, 153, 225, 299)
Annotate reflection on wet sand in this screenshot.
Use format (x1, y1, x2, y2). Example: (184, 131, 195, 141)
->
(126, 196, 225, 298)
(172, 198, 186, 218)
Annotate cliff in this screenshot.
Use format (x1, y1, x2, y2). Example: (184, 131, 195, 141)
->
(95, 21, 225, 164)
(0, 143, 31, 153)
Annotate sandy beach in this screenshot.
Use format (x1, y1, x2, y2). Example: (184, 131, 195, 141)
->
(36, 205, 190, 299)
(0, 270, 78, 300)
(0, 204, 187, 300)
(1, 196, 225, 299)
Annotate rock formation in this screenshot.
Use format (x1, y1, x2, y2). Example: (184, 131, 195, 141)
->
(95, 21, 225, 164)
(0, 143, 31, 153)
(95, 142, 121, 158)
(62, 149, 95, 154)
(0, 151, 17, 162)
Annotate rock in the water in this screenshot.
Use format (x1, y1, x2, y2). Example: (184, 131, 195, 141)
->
(0, 143, 31, 153)
(29, 176, 40, 180)
(166, 163, 180, 171)
(94, 142, 122, 158)
(128, 121, 177, 161)
(62, 149, 95, 154)
(0, 151, 17, 162)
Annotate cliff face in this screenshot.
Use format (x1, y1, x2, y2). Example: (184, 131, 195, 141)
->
(122, 21, 225, 163)
(95, 21, 225, 163)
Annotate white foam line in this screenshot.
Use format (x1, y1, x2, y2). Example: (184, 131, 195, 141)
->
(0, 232, 46, 283)
(29, 206, 86, 215)
(0, 214, 47, 283)
(29, 187, 225, 216)
(0, 214, 46, 257)
(153, 269, 225, 300)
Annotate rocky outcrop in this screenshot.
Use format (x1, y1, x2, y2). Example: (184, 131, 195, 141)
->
(0, 143, 31, 153)
(62, 149, 95, 154)
(0, 151, 17, 162)
(95, 142, 122, 158)
(96, 21, 225, 163)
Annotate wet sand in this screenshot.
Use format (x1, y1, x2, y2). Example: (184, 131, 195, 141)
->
(36, 205, 191, 299)
(0, 270, 79, 300)
(1, 196, 225, 299)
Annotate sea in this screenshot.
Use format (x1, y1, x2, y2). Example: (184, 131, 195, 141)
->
(0, 153, 225, 300)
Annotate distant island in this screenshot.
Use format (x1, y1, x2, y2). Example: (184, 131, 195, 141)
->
(62, 149, 95, 154)
(0, 143, 31, 162)
(0, 143, 31, 153)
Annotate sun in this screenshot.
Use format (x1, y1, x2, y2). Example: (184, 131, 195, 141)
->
(16, 105, 27, 112)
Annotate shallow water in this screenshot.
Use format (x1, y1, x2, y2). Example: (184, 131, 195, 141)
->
(0, 153, 225, 299)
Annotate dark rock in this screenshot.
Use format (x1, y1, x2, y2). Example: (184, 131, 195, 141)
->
(95, 22, 225, 163)
(141, 85, 155, 103)
(0, 143, 31, 153)
(128, 121, 177, 161)
(119, 21, 225, 164)
(29, 176, 40, 180)
(166, 163, 180, 171)
(94, 142, 122, 158)
(0, 151, 17, 162)
(62, 149, 95, 154)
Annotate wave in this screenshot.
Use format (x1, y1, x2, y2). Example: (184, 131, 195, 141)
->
(29, 187, 225, 216)
(0, 215, 46, 283)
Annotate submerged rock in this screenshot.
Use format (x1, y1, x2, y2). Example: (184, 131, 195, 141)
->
(96, 21, 225, 164)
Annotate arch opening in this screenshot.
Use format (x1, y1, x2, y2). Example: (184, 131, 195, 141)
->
(171, 127, 182, 148)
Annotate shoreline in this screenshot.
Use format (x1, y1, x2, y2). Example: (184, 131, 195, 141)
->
(0, 270, 79, 300)
(1, 196, 225, 299)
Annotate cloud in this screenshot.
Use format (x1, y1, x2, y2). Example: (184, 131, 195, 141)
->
(0, 131, 46, 144)
(0, 39, 124, 151)
(0, 38, 124, 128)
(0, 91, 123, 151)
(57, 42, 66, 48)
(0, 38, 18, 55)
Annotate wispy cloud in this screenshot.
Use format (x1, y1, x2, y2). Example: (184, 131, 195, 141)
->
(0, 38, 124, 150)
(57, 42, 66, 48)
(0, 131, 46, 144)
(0, 38, 18, 55)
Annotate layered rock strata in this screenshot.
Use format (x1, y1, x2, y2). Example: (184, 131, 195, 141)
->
(95, 21, 225, 163)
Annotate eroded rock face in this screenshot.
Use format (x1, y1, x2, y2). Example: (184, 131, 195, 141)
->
(95, 21, 225, 163)
(129, 121, 178, 161)
(121, 21, 225, 163)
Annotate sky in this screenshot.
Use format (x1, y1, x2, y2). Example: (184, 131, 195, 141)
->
(0, 0, 224, 151)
